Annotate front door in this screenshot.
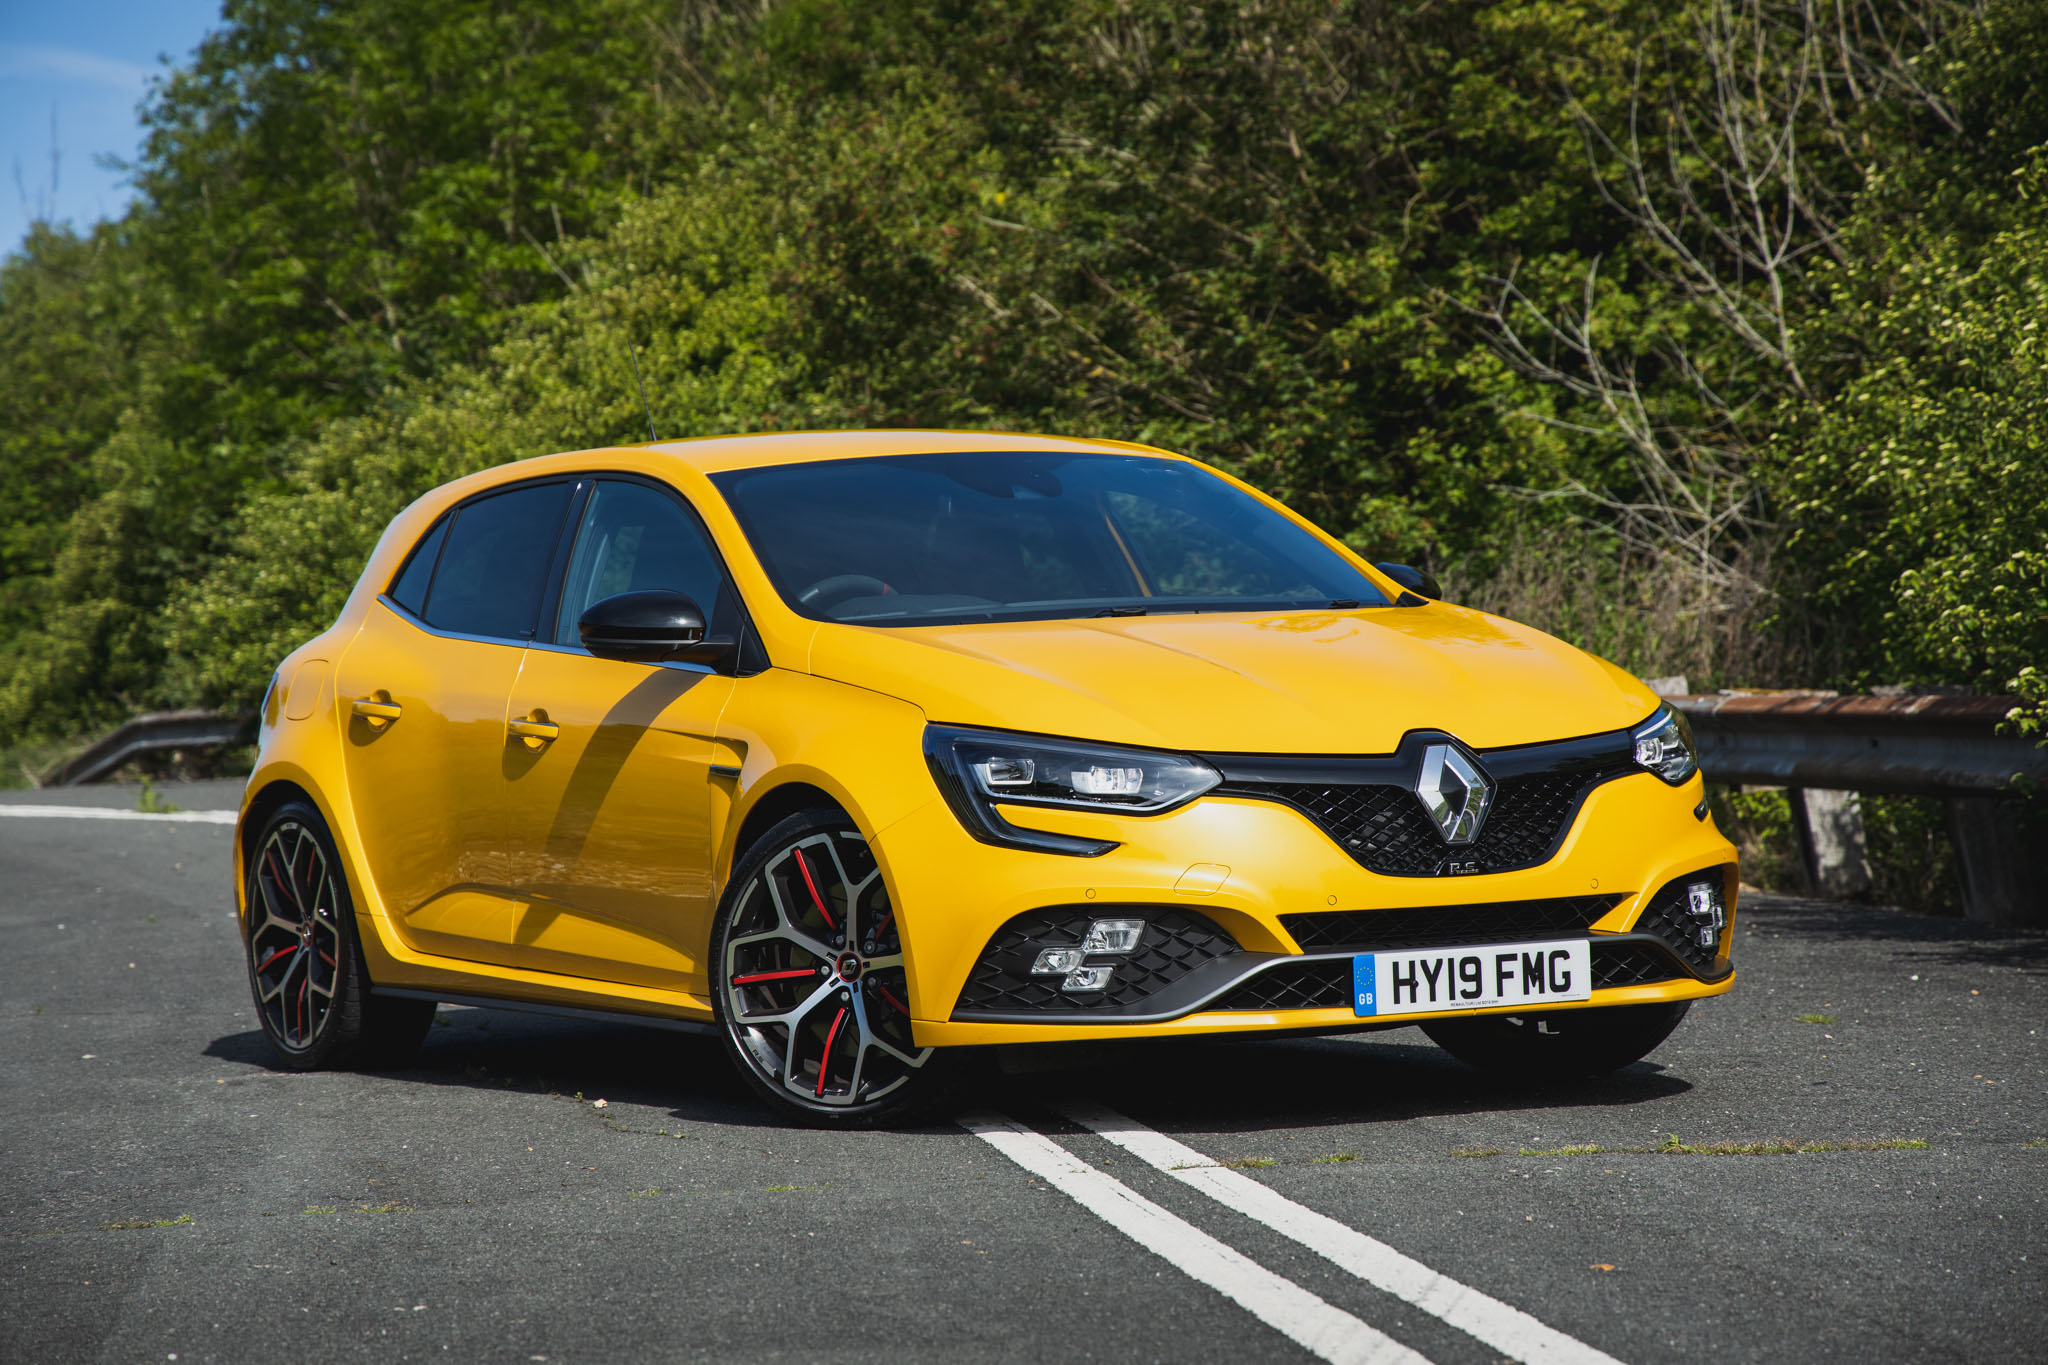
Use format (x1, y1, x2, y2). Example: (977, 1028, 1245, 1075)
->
(500, 478, 739, 993)
(334, 478, 576, 964)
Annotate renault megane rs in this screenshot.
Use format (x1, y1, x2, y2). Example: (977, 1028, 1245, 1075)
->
(238, 430, 1736, 1124)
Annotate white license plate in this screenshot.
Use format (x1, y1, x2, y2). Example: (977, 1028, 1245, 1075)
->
(1352, 939, 1592, 1018)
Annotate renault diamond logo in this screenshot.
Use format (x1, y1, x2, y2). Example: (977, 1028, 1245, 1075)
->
(1416, 743, 1493, 846)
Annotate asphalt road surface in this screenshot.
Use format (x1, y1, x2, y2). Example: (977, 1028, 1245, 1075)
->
(3, 779, 2044, 1363)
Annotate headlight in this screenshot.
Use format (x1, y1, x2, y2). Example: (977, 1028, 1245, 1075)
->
(924, 725, 1221, 856)
(1632, 704, 1699, 785)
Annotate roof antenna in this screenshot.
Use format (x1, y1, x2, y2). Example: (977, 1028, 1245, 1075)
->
(625, 334, 659, 442)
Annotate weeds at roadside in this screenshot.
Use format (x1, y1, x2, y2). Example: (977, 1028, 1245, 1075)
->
(100, 1214, 192, 1230)
(1222, 1157, 1277, 1169)
(300, 1205, 337, 1215)
(1797, 1014, 1836, 1025)
(1309, 1153, 1358, 1164)
(135, 777, 180, 814)
(356, 1202, 413, 1213)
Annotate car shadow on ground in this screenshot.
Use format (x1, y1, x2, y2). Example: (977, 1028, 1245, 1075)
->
(1742, 892, 2048, 972)
(204, 1005, 1691, 1136)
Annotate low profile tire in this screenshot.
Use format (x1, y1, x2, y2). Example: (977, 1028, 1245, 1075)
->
(1421, 1000, 1692, 1078)
(242, 801, 434, 1070)
(711, 808, 960, 1127)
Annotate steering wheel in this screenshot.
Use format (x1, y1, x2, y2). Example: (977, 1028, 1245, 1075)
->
(797, 574, 892, 612)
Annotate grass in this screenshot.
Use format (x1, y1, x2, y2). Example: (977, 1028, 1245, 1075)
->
(357, 1202, 413, 1213)
(630, 1188, 663, 1198)
(1222, 1157, 1277, 1169)
(763, 1183, 829, 1193)
(134, 776, 181, 814)
(100, 1214, 192, 1230)
(300, 1205, 337, 1215)
(1309, 1152, 1358, 1164)
(1468, 1135, 1929, 1159)
(1797, 1013, 1836, 1025)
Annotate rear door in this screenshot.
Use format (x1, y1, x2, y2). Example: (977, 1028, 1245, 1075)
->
(334, 478, 576, 964)
(499, 477, 738, 993)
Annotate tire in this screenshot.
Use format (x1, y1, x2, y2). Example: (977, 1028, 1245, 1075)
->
(242, 800, 434, 1070)
(710, 808, 961, 1127)
(1420, 1000, 1692, 1078)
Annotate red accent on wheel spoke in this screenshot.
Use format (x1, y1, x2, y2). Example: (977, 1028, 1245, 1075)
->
(318, 951, 334, 967)
(792, 848, 837, 931)
(257, 945, 297, 972)
(872, 908, 895, 941)
(264, 848, 304, 915)
(732, 968, 816, 986)
(877, 985, 909, 1015)
(816, 1007, 848, 1097)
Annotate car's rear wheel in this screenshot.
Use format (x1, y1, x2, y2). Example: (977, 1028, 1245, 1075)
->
(1420, 1000, 1691, 1077)
(243, 800, 434, 1069)
(711, 809, 957, 1126)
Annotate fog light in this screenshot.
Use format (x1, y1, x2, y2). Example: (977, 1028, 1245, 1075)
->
(1061, 965, 1115, 992)
(1031, 948, 1086, 976)
(1082, 918, 1146, 953)
(1686, 880, 1726, 948)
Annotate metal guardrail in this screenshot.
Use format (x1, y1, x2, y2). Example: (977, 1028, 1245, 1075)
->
(47, 709, 254, 787)
(1669, 690, 2044, 928)
(1670, 691, 2047, 794)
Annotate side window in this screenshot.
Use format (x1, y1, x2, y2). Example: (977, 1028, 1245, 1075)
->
(553, 481, 726, 646)
(386, 514, 449, 617)
(419, 482, 574, 640)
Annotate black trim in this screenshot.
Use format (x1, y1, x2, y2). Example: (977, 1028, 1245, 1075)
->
(1281, 894, 1626, 954)
(372, 987, 718, 1036)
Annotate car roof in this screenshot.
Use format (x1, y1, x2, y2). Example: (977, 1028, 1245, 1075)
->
(631, 428, 1181, 475)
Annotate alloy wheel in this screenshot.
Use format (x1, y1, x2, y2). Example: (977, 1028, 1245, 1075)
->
(245, 820, 344, 1052)
(719, 828, 931, 1111)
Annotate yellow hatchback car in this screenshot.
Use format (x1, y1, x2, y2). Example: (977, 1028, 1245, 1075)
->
(238, 430, 1736, 1124)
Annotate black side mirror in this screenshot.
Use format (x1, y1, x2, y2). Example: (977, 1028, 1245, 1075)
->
(577, 590, 733, 665)
(1373, 562, 1442, 602)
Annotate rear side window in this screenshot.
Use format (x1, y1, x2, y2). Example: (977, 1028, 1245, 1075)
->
(386, 515, 449, 617)
(419, 482, 574, 640)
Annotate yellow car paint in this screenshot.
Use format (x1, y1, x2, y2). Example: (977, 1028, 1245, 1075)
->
(237, 429, 1738, 1059)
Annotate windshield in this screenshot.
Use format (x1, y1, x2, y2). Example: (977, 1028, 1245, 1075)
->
(709, 450, 1392, 625)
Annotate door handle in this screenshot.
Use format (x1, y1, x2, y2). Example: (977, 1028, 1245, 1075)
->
(351, 695, 403, 725)
(508, 713, 560, 747)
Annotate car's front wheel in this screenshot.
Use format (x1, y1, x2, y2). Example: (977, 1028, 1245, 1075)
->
(711, 809, 958, 1126)
(242, 800, 434, 1069)
(1420, 1000, 1692, 1077)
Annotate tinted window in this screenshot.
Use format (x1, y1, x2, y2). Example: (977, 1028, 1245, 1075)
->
(709, 452, 1390, 625)
(420, 482, 573, 640)
(386, 515, 449, 617)
(552, 481, 725, 645)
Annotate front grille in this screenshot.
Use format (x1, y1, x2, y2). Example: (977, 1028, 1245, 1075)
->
(1282, 894, 1624, 954)
(1591, 939, 1684, 988)
(1215, 960, 1351, 1011)
(952, 907, 1238, 1016)
(1209, 730, 1638, 878)
(1633, 869, 1733, 974)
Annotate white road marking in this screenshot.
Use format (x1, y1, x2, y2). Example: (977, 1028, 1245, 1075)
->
(1063, 1102, 1625, 1365)
(962, 1112, 1431, 1365)
(0, 805, 237, 825)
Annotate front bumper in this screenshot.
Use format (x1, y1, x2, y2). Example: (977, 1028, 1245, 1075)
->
(880, 761, 1737, 1047)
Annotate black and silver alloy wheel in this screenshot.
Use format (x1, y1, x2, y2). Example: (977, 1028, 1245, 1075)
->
(247, 818, 344, 1053)
(713, 810, 948, 1125)
(241, 800, 434, 1069)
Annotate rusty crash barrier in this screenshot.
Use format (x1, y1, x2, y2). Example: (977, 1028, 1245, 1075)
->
(1670, 691, 2047, 928)
(46, 709, 255, 788)
(44, 693, 2046, 925)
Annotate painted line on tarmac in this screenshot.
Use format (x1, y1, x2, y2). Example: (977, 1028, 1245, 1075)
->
(0, 805, 237, 825)
(1063, 1102, 1624, 1365)
(961, 1111, 1431, 1365)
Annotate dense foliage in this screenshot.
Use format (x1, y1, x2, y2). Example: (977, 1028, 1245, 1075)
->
(3, 0, 2041, 760)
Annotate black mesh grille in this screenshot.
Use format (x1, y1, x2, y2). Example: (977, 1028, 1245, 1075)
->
(1221, 761, 1637, 877)
(953, 907, 1238, 1016)
(1633, 869, 1732, 974)
(1215, 960, 1351, 1011)
(1591, 939, 1684, 988)
(1282, 894, 1624, 953)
